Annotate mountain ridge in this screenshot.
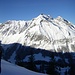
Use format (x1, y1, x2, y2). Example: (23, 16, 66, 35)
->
(1, 14, 75, 74)
(0, 14, 75, 52)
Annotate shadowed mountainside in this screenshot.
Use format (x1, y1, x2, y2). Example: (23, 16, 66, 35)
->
(1, 42, 75, 75)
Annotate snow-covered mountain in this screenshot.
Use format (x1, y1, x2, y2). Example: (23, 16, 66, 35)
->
(0, 14, 75, 75)
(0, 14, 75, 52)
(0, 60, 46, 75)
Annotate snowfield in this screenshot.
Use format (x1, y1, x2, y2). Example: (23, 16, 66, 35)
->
(0, 60, 46, 75)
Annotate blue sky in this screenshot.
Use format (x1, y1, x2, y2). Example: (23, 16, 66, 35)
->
(0, 0, 75, 24)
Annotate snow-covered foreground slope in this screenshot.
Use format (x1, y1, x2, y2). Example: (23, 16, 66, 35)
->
(0, 60, 46, 75)
(0, 14, 75, 52)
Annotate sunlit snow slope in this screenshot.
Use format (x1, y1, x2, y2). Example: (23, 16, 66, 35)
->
(0, 14, 75, 52)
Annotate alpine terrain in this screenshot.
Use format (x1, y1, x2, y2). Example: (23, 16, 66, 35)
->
(0, 14, 75, 52)
(0, 14, 75, 75)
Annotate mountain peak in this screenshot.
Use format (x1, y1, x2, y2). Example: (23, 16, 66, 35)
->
(56, 16, 70, 24)
(0, 14, 75, 52)
(56, 16, 64, 21)
(36, 14, 53, 21)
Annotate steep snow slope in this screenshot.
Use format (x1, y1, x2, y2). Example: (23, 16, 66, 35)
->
(0, 14, 75, 52)
(0, 60, 46, 75)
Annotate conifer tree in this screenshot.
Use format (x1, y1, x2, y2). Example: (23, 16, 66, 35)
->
(27, 50, 37, 71)
(47, 54, 56, 75)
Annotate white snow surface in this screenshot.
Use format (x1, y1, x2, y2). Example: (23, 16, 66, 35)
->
(0, 60, 46, 75)
(0, 14, 75, 52)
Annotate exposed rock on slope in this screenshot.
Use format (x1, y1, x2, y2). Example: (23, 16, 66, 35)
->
(0, 14, 75, 52)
